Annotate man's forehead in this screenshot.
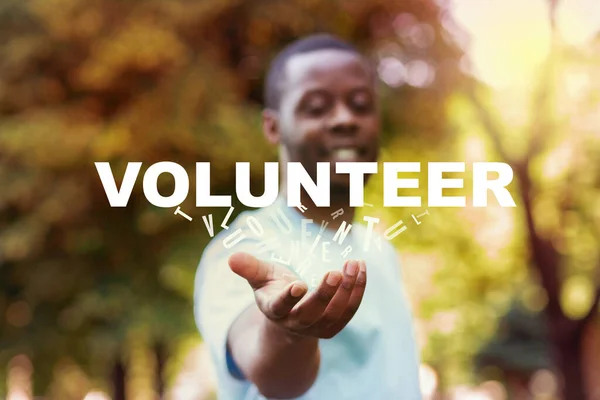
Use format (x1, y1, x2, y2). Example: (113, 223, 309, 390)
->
(283, 49, 372, 89)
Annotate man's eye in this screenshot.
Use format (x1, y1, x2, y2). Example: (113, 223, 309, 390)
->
(352, 101, 373, 113)
(304, 98, 328, 116)
(306, 105, 326, 115)
(350, 93, 373, 113)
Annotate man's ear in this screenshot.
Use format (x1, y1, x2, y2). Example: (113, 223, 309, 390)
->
(262, 108, 280, 145)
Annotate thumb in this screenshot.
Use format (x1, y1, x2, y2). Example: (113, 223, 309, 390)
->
(228, 252, 274, 289)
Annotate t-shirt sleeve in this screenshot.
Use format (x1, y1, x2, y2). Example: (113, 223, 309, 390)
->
(382, 238, 404, 282)
(194, 238, 259, 382)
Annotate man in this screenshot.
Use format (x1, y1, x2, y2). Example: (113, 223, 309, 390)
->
(194, 34, 421, 399)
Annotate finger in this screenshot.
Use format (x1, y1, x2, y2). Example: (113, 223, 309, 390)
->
(287, 271, 343, 327)
(267, 280, 308, 319)
(228, 252, 274, 289)
(312, 259, 360, 330)
(323, 260, 367, 338)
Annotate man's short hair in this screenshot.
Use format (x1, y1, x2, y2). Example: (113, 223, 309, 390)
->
(264, 33, 361, 111)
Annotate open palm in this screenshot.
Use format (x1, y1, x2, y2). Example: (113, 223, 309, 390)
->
(228, 252, 367, 339)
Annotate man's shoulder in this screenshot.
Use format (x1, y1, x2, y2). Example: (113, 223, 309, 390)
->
(350, 223, 397, 254)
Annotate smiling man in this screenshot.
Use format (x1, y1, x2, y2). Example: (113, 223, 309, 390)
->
(194, 34, 422, 400)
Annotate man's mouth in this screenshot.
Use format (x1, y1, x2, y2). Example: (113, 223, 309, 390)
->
(330, 147, 362, 162)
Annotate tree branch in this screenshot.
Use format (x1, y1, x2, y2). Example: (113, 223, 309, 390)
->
(463, 80, 516, 166)
(464, 75, 563, 317)
(518, 173, 563, 318)
(581, 256, 600, 325)
(524, 27, 559, 161)
(582, 289, 600, 325)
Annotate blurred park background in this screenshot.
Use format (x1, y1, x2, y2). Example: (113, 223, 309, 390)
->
(0, 0, 599, 399)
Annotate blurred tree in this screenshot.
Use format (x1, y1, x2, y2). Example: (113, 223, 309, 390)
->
(461, 1, 600, 398)
(474, 302, 552, 398)
(0, 0, 465, 397)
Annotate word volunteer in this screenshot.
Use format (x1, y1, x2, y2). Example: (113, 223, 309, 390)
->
(95, 161, 517, 209)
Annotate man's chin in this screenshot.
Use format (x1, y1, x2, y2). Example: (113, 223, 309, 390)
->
(329, 177, 351, 202)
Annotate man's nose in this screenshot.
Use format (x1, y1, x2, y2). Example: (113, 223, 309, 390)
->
(328, 103, 358, 135)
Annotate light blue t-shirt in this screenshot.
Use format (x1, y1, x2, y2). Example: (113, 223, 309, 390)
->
(194, 197, 422, 400)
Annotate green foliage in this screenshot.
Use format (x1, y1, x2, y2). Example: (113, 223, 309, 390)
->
(0, 0, 465, 395)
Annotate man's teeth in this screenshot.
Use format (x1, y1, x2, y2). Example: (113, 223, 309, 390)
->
(333, 148, 359, 161)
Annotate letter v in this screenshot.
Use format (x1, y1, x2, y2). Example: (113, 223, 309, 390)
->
(202, 214, 215, 237)
(95, 162, 142, 207)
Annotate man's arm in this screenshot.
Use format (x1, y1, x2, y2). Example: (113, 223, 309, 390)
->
(227, 253, 367, 399)
(228, 305, 320, 398)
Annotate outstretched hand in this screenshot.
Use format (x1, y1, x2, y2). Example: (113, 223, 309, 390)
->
(228, 252, 367, 339)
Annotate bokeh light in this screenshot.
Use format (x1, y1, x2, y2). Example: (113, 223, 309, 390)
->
(529, 369, 558, 397)
(83, 391, 110, 400)
(419, 363, 439, 399)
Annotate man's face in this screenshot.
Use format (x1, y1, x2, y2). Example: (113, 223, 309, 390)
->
(269, 49, 380, 193)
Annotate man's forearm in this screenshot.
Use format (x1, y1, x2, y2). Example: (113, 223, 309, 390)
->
(228, 304, 320, 398)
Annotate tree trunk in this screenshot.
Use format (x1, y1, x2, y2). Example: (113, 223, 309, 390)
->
(111, 356, 127, 400)
(155, 341, 167, 399)
(558, 345, 586, 400)
(548, 314, 587, 400)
